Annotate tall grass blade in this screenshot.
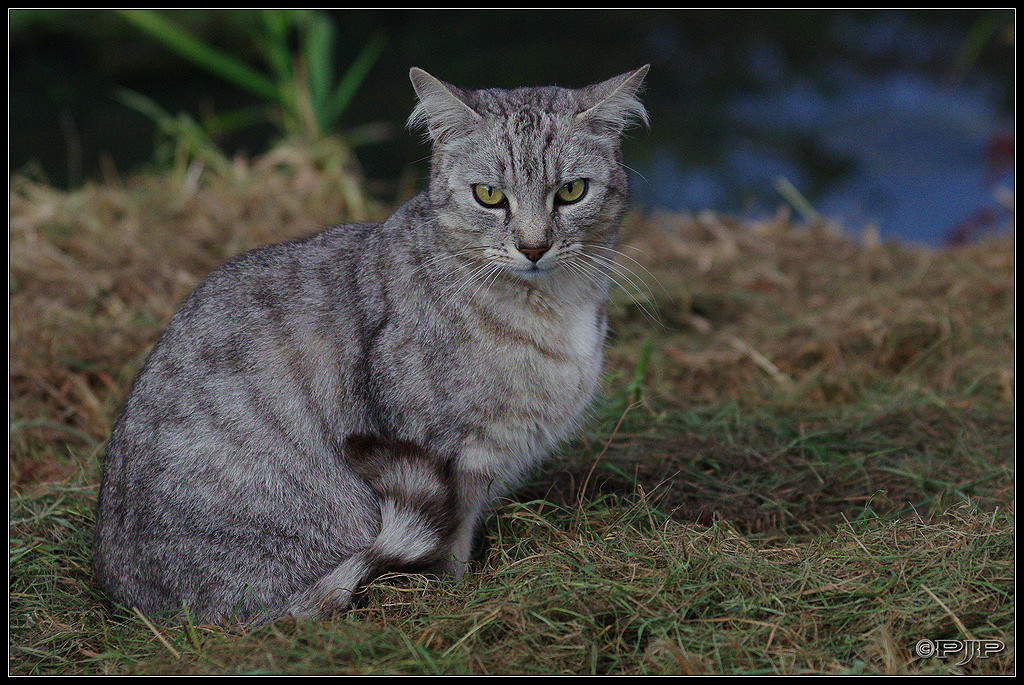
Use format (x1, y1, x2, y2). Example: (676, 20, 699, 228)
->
(321, 32, 387, 130)
(118, 10, 279, 102)
(259, 9, 296, 84)
(303, 12, 337, 127)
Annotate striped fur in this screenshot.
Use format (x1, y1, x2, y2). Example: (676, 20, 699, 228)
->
(284, 435, 457, 618)
(92, 66, 648, 625)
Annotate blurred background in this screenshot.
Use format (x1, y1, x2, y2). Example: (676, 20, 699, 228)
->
(9, 9, 1015, 246)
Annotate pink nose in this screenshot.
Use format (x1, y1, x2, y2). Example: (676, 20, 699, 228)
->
(518, 244, 551, 262)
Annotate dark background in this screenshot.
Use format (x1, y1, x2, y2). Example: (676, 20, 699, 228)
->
(9, 9, 1015, 245)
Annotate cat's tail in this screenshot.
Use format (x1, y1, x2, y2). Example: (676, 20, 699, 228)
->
(284, 434, 458, 619)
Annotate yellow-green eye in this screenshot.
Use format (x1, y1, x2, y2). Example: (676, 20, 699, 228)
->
(555, 179, 588, 204)
(473, 184, 506, 207)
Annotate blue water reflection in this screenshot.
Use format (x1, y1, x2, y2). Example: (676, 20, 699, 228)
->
(633, 12, 1013, 246)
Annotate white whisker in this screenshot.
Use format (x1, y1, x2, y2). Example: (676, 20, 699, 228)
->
(618, 161, 648, 185)
(441, 259, 497, 309)
(580, 252, 655, 304)
(573, 250, 665, 327)
(586, 244, 672, 301)
(468, 261, 506, 303)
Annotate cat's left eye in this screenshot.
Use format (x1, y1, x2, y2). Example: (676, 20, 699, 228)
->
(555, 179, 588, 205)
(473, 184, 507, 207)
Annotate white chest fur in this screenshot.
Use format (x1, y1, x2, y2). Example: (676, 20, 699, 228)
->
(460, 278, 606, 485)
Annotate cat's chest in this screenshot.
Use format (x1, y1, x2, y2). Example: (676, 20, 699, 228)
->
(375, 272, 607, 475)
(472, 289, 603, 387)
(458, 292, 605, 464)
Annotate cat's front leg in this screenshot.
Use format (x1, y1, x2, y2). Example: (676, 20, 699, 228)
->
(444, 467, 500, 580)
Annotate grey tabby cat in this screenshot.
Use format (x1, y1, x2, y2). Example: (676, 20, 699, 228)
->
(92, 64, 649, 624)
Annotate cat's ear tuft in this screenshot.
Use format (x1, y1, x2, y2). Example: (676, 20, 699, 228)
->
(407, 67, 481, 144)
(575, 64, 650, 135)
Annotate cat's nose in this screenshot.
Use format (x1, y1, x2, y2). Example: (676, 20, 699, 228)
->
(518, 243, 551, 262)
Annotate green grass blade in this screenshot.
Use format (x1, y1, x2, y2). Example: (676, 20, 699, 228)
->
(303, 12, 337, 127)
(113, 87, 174, 126)
(118, 10, 279, 102)
(259, 9, 296, 84)
(320, 31, 386, 130)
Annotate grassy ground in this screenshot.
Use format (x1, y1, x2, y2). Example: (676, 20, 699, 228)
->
(8, 147, 1015, 674)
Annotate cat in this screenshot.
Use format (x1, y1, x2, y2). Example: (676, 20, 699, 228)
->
(92, 64, 649, 624)
(283, 434, 458, 618)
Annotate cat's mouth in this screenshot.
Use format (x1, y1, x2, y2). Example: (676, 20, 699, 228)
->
(509, 254, 558, 279)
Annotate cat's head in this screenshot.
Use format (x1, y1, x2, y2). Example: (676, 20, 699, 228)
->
(407, 66, 648, 282)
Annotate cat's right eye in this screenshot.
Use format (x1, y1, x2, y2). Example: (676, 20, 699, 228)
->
(472, 184, 507, 208)
(555, 179, 588, 205)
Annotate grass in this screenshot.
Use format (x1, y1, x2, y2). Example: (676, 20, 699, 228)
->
(8, 148, 1015, 674)
(116, 10, 386, 142)
(8, 484, 1015, 674)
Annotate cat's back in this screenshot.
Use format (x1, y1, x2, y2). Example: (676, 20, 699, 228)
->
(93, 219, 400, 620)
(102, 218, 411, 483)
(170, 220, 378, 329)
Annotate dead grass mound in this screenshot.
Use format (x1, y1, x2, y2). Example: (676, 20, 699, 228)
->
(526, 209, 1014, 534)
(7, 151, 1015, 675)
(9, 142, 387, 486)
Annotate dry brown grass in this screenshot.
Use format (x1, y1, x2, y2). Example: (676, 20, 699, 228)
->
(9, 140, 388, 487)
(527, 207, 1014, 538)
(7, 148, 1015, 674)
(613, 207, 1013, 411)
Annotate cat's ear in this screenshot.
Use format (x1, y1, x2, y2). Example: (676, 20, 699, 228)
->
(576, 65, 650, 135)
(407, 67, 481, 144)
